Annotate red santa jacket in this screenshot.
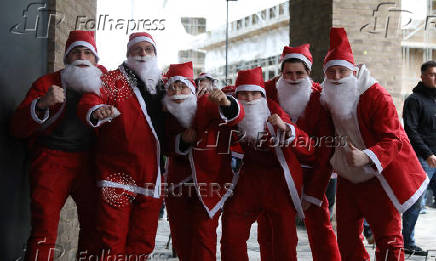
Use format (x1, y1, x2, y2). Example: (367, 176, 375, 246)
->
(237, 98, 315, 218)
(10, 65, 107, 146)
(177, 95, 244, 218)
(354, 82, 428, 213)
(77, 66, 162, 198)
(265, 77, 334, 207)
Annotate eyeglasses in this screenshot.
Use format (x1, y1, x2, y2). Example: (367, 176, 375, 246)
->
(168, 81, 190, 92)
(131, 46, 155, 55)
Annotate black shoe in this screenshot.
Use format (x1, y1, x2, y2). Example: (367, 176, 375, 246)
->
(404, 245, 427, 256)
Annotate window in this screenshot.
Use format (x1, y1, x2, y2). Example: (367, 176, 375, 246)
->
(279, 3, 285, 15)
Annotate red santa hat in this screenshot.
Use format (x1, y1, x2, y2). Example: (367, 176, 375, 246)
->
(280, 44, 313, 70)
(235, 67, 266, 96)
(127, 32, 157, 55)
(323, 27, 356, 71)
(64, 30, 99, 64)
(195, 72, 216, 81)
(164, 61, 196, 94)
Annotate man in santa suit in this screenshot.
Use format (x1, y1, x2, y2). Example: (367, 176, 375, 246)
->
(10, 30, 106, 260)
(320, 27, 428, 261)
(220, 67, 314, 261)
(162, 61, 244, 261)
(257, 44, 341, 261)
(77, 32, 164, 257)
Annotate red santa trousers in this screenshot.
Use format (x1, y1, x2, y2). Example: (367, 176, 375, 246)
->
(221, 165, 298, 261)
(25, 148, 97, 261)
(165, 184, 220, 261)
(336, 177, 404, 261)
(95, 189, 162, 258)
(257, 194, 341, 261)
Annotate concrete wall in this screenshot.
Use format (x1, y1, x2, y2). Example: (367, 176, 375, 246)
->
(290, 0, 404, 110)
(1, 0, 96, 259)
(0, 0, 49, 259)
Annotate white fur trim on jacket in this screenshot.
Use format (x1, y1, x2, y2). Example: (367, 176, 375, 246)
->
(375, 174, 429, 213)
(218, 96, 241, 123)
(356, 64, 377, 95)
(40, 71, 68, 129)
(120, 65, 162, 198)
(31, 98, 49, 124)
(86, 104, 120, 128)
(188, 151, 241, 219)
(363, 149, 383, 174)
(97, 180, 155, 197)
(267, 121, 305, 219)
(302, 194, 323, 207)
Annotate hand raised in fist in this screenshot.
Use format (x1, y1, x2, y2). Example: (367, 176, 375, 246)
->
(37, 85, 65, 110)
(91, 105, 118, 121)
(196, 81, 211, 97)
(181, 128, 197, 144)
(208, 88, 231, 106)
(345, 137, 371, 167)
(267, 113, 288, 132)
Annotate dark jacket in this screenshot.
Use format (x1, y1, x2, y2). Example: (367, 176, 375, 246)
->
(403, 81, 436, 159)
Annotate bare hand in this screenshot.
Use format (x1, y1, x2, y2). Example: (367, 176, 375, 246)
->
(426, 155, 436, 168)
(37, 85, 65, 109)
(91, 105, 117, 121)
(181, 128, 197, 144)
(267, 114, 287, 132)
(208, 88, 231, 106)
(196, 82, 210, 97)
(346, 137, 371, 167)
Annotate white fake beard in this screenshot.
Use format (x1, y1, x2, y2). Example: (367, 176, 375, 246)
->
(62, 60, 102, 94)
(276, 76, 313, 122)
(126, 55, 162, 94)
(321, 75, 359, 120)
(238, 98, 269, 141)
(163, 94, 197, 128)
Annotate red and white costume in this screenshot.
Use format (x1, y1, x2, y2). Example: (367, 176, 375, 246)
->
(10, 31, 105, 260)
(220, 67, 314, 261)
(257, 44, 341, 261)
(323, 28, 428, 261)
(77, 32, 163, 257)
(163, 62, 244, 261)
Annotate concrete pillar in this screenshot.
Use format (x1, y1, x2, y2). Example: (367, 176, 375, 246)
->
(290, 0, 403, 109)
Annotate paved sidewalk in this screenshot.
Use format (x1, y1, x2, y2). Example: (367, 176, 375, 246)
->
(150, 207, 436, 260)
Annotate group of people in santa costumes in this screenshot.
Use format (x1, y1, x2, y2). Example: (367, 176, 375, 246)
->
(11, 26, 429, 261)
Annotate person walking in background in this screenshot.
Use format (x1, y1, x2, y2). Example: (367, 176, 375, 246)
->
(402, 60, 436, 255)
